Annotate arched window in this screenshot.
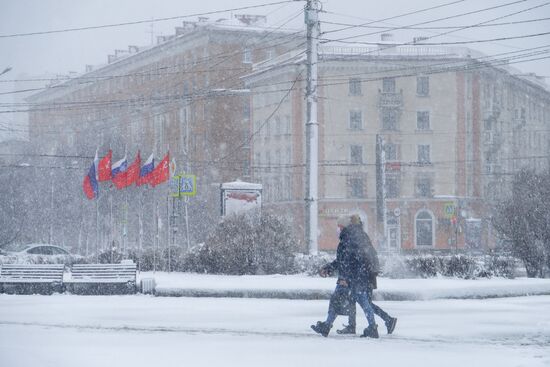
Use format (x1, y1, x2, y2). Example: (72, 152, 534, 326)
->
(415, 210, 434, 247)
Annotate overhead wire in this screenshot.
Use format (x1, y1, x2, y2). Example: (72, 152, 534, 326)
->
(0, 1, 302, 38)
(322, 0, 536, 41)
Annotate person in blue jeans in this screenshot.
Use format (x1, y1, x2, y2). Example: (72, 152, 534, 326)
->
(335, 216, 397, 336)
(312, 215, 381, 338)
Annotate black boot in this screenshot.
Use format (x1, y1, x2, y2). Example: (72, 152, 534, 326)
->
(336, 324, 356, 335)
(385, 317, 397, 334)
(311, 321, 332, 337)
(361, 324, 379, 339)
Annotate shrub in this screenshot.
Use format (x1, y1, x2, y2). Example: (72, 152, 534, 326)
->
(198, 211, 299, 275)
(293, 252, 335, 275)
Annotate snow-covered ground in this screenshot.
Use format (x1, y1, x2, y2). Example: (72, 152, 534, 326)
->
(147, 272, 550, 300)
(1, 293, 549, 367)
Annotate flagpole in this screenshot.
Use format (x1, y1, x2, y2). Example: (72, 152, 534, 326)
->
(154, 198, 158, 273)
(138, 191, 143, 273)
(95, 196, 99, 263)
(110, 192, 114, 261)
(167, 194, 171, 273)
(123, 190, 128, 257)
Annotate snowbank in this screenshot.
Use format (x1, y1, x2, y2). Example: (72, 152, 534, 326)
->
(143, 272, 550, 300)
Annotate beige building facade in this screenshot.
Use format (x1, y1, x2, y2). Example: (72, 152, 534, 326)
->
(25, 16, 302, 248)
(246, 45, 550, 253)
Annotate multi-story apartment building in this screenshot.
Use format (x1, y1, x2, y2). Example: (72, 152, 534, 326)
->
(25, 16, 302, 249)
(245, 41, 550, 253)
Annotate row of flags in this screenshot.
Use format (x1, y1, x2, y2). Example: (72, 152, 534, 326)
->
(83, 150, 170, 200)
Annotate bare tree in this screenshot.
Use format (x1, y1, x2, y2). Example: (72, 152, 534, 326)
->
(491, 169, 550, 277)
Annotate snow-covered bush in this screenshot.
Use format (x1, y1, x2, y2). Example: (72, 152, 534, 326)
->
(192, 211, 299, 275)
(292, 252, 335, 275)
(405, 255, 440, 278)
(379, 255, 413, 278)
(395, 254, 518, 279)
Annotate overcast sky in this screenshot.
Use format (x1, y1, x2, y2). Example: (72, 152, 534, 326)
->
(1, 0, 549, 95)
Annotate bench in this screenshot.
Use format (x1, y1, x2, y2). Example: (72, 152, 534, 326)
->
(66, 263, 137, 294)
(0, 264, 65, 294)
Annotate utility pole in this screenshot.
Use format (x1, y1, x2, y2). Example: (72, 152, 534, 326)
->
(375, 134, 388, 252)
(305, 0, 320, 255)
(49, 171, 54, 243)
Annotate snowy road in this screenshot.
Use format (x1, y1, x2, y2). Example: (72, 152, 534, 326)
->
(1, 294, 549, 367)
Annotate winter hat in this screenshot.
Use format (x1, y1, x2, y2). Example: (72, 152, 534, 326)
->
(336, 215, 352, 228)
(350, 214, 362, 225)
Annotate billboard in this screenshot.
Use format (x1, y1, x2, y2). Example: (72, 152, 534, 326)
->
(220, 181, 262, 216)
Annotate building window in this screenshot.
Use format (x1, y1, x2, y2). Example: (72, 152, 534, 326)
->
(415, 210, 434, 247)
(384, 143, 398, 161)
(418, 144, 431, 164)
(154, 114, 166, 153)
(285, 175, 292, 200)
(350, 145, 363, 164)
(382, 77, 396, 93)
(385, 174, 400, 198)
(275, 116, 281, 135)
(382, 109, 398, 130)
(349, 177, 364, 198)
(265, 151, 271, 172)
(243, 102, 250, 120)
(243, 48, 252, 64)
(417, 111, 430, 130)
(349, 78, 362, 96)
(349, 110, 363, 130)
(416, 176, 433, 197)
(417, 76, 429, 96)
(285, 115, 291, 134)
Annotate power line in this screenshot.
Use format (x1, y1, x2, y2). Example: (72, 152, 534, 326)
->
(2, 44, 547, 116)
(0, 1, 301, 38)
(322, 30, 550, 47)
(321, 16, 550, 31)
(322, 0, 466, 35)
(323, 0, 545, 43)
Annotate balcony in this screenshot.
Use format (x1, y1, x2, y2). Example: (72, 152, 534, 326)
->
(378, 90, 403, 108)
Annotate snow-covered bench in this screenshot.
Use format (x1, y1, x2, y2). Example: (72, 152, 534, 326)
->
(66, 263, 137, 294)
(0, 264, 65, 294)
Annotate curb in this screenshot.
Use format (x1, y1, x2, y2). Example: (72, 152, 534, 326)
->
(153, 287, 550, 301)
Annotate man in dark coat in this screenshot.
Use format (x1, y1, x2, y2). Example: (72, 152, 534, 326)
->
(311, 215, 379, 338)
(335, 215, 397, 336)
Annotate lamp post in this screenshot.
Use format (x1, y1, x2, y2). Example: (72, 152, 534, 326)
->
(0, 67, 12, 77)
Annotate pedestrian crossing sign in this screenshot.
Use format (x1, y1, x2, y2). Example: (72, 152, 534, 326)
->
(170, 174, 197, 198)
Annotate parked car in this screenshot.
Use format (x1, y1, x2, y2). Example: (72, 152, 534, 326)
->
(3, 243, 71, 256)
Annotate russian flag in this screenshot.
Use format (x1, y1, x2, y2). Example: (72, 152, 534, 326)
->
(83, 151, 99, 200)
(111, 155, 128, 178)
(137, 153, 154, 186)
(113, 152, 141, 189)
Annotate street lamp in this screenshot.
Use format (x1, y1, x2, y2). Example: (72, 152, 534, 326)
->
(0, 67, 12, 77)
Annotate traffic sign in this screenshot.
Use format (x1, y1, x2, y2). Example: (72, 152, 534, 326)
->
(170, 174, 197, 198)
(180, 175, 196, 196)
(444, 202, 456, 219)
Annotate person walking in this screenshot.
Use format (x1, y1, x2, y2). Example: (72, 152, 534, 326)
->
(311, 215, 379, 338)
(336, 215, 397, 336)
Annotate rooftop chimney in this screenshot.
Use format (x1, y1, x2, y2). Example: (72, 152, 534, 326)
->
(235, 14, 267, 26)
(381, 33, 394, 42)
(413, 36, 429, 44)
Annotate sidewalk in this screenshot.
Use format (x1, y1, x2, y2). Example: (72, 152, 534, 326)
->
(141, 272, 550, 301)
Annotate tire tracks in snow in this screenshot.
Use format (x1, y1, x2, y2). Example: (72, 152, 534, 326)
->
(1, 320, 548, 348)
